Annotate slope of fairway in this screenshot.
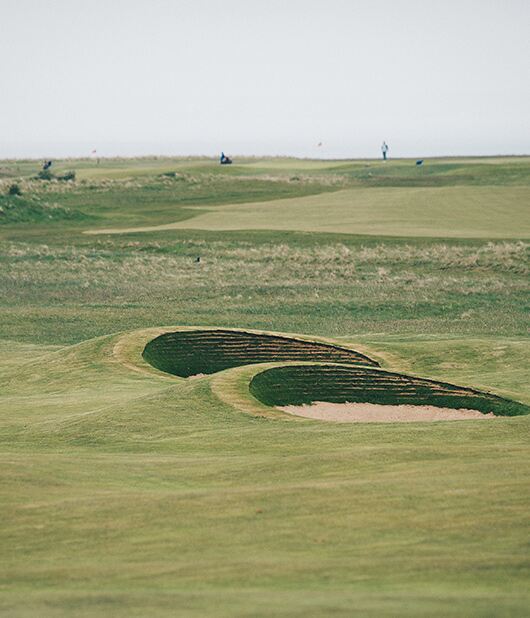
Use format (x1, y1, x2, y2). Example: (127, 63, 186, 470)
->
(87, 185, 530, 238)
(1, 329, 530, 617)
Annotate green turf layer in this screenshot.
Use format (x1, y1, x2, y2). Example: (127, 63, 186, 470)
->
(0, 195, 91, 224)
(249, 364, 530, 417)
(142, 330, 378, 377)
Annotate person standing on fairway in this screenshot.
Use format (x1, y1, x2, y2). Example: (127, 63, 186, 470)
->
(381, 141, 389, 161)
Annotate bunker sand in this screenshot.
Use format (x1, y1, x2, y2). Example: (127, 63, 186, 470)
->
(279, 401, 497, 422)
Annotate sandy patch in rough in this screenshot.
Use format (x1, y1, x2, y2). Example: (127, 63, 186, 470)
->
(278, 401, 496, 423)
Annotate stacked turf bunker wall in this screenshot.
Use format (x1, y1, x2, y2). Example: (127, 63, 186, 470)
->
(142, 330, 378, 378)
(249, 365, 530, 417)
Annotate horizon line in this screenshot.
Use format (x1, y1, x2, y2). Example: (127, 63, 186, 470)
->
(2, 153, 529, 163)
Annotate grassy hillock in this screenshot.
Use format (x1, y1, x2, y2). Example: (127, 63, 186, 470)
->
(0, 195, 90, 225)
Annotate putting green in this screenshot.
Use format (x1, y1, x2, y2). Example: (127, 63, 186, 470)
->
(87, 185, 530, 238)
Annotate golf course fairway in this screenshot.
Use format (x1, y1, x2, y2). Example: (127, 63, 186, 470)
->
(1, 156, 529, 617)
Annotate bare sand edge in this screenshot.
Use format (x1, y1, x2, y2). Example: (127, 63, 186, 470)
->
(278, 401, 497, 423)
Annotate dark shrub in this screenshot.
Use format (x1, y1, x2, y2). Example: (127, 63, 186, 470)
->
(58, 171, 76, 181)
(8, 183, 22, 196)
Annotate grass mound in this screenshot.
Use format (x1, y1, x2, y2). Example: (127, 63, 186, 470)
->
(0, 195, 90, 224)
(142, 329, 378, 378)
(249, 364, 530, 417)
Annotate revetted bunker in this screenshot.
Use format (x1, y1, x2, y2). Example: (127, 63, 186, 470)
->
(249, 364, 530, 417)
(142, 329, 378, 378)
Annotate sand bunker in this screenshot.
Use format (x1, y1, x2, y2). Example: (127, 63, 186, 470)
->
(143, 329, 376, 378)
(278, 401, 497, 423)
(251, 364, 528, 418)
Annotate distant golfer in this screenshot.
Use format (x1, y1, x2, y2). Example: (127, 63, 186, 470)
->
(381, 141, 389, 161)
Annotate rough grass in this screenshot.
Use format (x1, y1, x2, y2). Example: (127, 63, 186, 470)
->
(0, 194, 90, 225)
(1, 235, 527, 344)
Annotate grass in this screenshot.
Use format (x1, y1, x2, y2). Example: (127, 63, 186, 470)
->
(0, 234, 527, 345)
(2, 334, 529, 617)
(0, 156, 529, 616)
(90, 185, 530, 238)
(0, 194, 91, 225)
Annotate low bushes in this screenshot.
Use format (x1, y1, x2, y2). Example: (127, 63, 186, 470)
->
(7, 183, 22, 196)
(36, 170, 76, 181)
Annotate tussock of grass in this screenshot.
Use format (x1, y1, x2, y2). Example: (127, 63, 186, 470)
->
(356, 241, 529, 274)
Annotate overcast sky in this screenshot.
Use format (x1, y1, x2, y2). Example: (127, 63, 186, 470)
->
(1, 0, 528, 159)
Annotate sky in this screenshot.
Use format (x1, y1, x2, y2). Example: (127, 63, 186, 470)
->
(0, 0, 528, 159)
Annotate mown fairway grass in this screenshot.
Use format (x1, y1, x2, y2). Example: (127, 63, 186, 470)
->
(0, 156, 529, 617)
(88, 185, 530, 238)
